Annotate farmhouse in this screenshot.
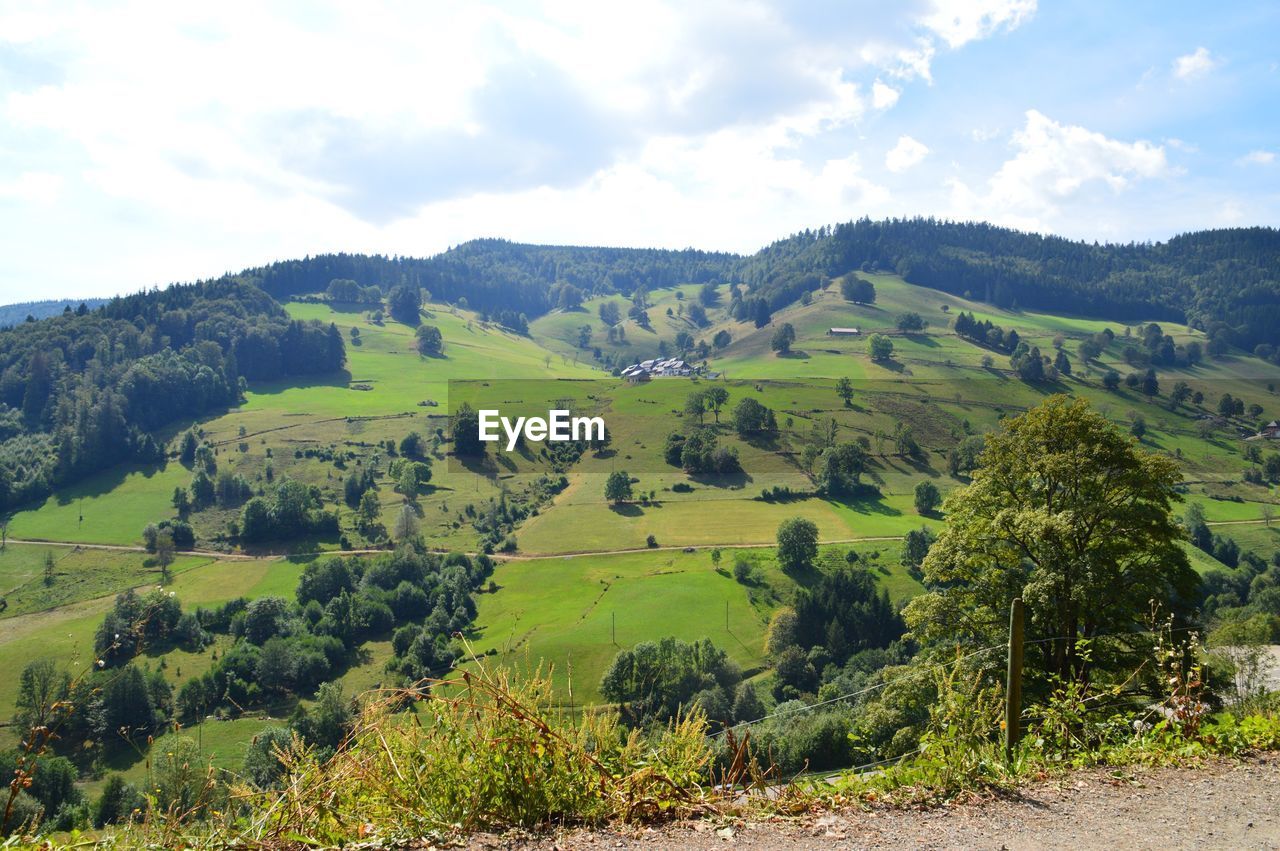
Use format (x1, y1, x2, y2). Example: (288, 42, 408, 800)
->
(828, 327, 861, 336)
(619, 357, 696, 379)
(1262, 420, 1280, 439)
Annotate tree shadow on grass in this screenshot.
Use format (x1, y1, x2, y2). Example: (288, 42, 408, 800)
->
(780, 562, 823, 589)
(833, 496, 903, 518)
(689, 470, 753, 488)
(740, 432, 781, 452)
(246, 369, 354, 399)
(454, 452, 501, 479)
(50, 459, 170, 507)
(239, 529, 344, 558)
(609, 503, 645, 517)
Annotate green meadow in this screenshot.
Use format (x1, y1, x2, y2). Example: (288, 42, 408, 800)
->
(470, 540, 922, 705)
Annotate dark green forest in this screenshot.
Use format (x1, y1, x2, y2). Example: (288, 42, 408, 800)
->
(238, 240, 737, 321)
(237, 222, 1280, 352)
(739, 219, 1280, 351)
(0, 280, 344, 511)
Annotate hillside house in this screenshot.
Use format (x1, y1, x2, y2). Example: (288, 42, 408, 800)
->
(828, 327, 860, 336)
(619, 357, 695, 380)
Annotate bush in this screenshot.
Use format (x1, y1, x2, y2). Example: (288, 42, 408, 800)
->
(94, 774, 146, 826)
(739, 706, 855, 774)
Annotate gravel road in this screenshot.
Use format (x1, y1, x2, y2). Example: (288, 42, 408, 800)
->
(466, 755, 1279, 850)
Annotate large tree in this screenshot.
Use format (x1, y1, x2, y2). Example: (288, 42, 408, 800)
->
(775, 517, 819, 575)
(415, 325, 444, 356)
(604, 470, 633, 504)
(904, 396, 1196, 684)
(770, 323, 796, 354)
(867, 334, 893, 361)
(387, 285, 422, 324)
(840, 276, 875, 304)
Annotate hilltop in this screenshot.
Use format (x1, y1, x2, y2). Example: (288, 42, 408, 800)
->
(0, 298, 108, 327)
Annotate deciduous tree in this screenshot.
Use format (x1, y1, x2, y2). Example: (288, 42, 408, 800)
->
(904, 396, 1195, 684)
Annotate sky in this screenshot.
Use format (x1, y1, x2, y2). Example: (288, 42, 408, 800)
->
(0, 0, 1278, 303)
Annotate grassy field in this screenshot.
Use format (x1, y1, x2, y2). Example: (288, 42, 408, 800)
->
(0, 547, 214, 618)
(470, 540, 922, 705)
(471, 549, 774, 704)
(7, 462, 190, 547)
(8, 278, 1277, 559)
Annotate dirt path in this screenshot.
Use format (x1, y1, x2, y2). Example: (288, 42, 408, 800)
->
(3, 538, 263, 560)
(469, 757, 1280, 850)
(3, 535, 906, 563)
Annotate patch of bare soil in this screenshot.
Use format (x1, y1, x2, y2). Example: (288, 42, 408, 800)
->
(465, 755, 1280, 851)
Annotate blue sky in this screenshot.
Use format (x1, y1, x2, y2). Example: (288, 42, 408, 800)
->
(0, 0, 1277, 302)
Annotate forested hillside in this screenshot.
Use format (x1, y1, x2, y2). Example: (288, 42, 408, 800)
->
(0, 280, 343, 511)
(738, 220, 1280, 352)
(230, 223, 1280, 355)
(237, 240, 737, 321)
(0, 299, 107, 328)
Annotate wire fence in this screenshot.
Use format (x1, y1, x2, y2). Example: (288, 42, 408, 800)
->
(715, 621, 1206, 740)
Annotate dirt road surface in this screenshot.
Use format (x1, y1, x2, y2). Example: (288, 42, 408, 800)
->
(466, 756, 1279, 850)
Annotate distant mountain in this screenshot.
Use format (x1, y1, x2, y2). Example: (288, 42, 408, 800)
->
(0, 298, 108, 327)
(11, 222, 1280, 352)
(738, 220, 1280, 351)
(222, 223, 1280, 351)
(234, 240, 737, 320)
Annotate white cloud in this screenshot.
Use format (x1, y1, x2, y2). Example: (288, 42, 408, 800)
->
(1172, 46, 1217, 81)
(885, 136, 930, 172)
(0, 172, 64, 205)
(871, 80, 900, 110)
(949, 110, 1167, 229)
(919, 0, 1037, 49)
(1237, 150, 1275, 166)
(0, 0, 1040, 300)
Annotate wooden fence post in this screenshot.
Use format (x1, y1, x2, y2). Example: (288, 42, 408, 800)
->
(1005, 596, 1024, 761)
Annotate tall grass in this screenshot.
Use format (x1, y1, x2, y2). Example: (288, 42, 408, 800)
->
(230, 661, 714, 846)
